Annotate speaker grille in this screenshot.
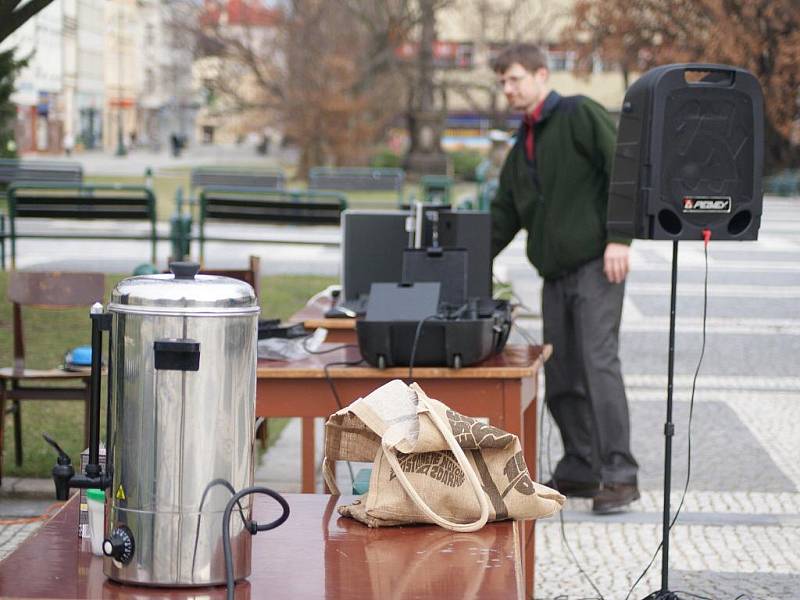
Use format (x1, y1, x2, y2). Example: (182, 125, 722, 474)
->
(660, 88, 755, 231)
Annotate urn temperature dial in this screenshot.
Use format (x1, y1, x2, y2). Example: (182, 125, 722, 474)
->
(103, 525, 135, 565)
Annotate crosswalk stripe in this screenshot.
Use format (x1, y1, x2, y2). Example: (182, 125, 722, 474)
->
(515, 315, 800, 335)
(624, 373, 800, 391)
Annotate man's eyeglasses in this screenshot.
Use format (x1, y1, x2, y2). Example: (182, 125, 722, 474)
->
(496, 74, 529, 89)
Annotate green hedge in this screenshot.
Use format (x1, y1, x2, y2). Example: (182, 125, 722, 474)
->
(449, 150, 483, 182)
(369, 147, 403, 169)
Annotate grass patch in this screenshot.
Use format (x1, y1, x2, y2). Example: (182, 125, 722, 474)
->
(0, 272, 335, 478)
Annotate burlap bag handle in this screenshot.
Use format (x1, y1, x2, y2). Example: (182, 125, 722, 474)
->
(381, 394, 490, 532)
(322, 457, 340, 495)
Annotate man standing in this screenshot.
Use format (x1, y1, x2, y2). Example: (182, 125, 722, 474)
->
(491, 44, 639, 513)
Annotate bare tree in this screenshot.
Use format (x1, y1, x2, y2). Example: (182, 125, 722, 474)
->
(564, 0, 800, 169)
(185, 0, 411, 175)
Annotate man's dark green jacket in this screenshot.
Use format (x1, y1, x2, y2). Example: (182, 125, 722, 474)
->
(491, 91, 630, 280)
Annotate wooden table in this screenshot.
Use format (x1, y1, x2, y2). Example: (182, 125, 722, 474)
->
(257, 343, 548, 597)
(257, 344, 548, 494)
(0, 493, 525, 599)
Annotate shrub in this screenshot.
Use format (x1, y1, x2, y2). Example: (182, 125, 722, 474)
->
(369, 147, 403, 169)
(449, 150, 484, 182)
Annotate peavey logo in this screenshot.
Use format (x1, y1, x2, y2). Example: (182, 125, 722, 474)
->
(682, 196, 731, 213)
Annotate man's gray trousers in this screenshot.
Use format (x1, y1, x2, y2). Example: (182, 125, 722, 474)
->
(542, 257, 638, 485)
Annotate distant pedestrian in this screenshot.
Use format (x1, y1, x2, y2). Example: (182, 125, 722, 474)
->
(490, 44, 640, 514)
(63, 132, 74, 157)
(170, 133, 181, 158)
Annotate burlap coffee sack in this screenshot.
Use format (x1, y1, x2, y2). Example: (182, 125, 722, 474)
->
(324, 379, 564, 531)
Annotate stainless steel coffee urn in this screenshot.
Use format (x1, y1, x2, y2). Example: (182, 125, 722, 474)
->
(47, 262, 266, 588)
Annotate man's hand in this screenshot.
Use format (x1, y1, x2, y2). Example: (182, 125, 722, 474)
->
(603, 243, 630, 284)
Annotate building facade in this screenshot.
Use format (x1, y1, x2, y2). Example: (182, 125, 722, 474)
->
(137, 0, 200, 152)
(2, 1, 65, 153)
(63, 0, 105, 151)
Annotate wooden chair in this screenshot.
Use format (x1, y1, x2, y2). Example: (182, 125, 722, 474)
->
(199, 255, 261, 299)
(0, 272, 105, 483)
(202, 256, 268, 446)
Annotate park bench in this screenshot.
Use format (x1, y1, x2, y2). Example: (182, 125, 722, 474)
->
(171, 166, 289, 260)
(0, 160, 85, 266)
(0, 159, 83, 191)
(195, 187, 347, 261)
(190, 166, 286, 194)
(308, 166, 405, 205)
(763, 169, 800, 197)
(5, 183, 157, 269)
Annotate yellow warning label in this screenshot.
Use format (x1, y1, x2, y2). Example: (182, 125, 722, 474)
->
(115, 485, 126, 501)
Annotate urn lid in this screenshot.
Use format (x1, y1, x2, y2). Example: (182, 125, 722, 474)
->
(109, 262, 259, 315)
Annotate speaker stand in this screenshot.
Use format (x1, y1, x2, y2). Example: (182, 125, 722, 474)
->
(642, 240, 681, 600)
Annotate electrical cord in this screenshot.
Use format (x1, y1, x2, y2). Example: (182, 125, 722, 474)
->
(223, 486, 290, 600)
(323, 357, 365, 487)
(407, 314, 441, 380)
(541, 390, 607, 599)
(190, 479, 249, 581)
(625, 232, 711, 600)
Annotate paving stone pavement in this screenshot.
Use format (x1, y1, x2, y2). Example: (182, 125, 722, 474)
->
(0, 521, 43, 562)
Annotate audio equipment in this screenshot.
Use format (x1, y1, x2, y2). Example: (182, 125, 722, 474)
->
(608, 64, 763, 241)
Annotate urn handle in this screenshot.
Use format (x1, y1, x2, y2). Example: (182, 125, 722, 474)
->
(170, 261, 201, 280)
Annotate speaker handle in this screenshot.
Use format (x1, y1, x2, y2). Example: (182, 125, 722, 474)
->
(681, 63, 736, 87)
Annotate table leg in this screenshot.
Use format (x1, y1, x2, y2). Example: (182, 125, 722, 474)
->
(513, 376, 539, 598)
(524, 520, 535, 598)
(302, 417, 315, 493)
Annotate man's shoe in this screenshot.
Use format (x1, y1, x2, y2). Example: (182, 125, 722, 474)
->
(543, 478, 601, 498)
(592, 483, 640, 514)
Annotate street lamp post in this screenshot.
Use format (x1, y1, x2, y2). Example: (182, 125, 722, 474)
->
(115, 0, 127, 157)
(403, 0, 447, 176)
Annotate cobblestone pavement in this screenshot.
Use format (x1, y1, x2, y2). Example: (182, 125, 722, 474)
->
(0, 522, 43, 562)
(524, 198, 800, 600)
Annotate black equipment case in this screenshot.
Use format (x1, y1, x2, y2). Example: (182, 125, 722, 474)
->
(356, 298, 512, 369)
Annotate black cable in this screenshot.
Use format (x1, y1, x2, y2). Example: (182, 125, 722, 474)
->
(625, 239, 711, 600)
(541, 373, 605, 599)
(407, 314, 440, 380)
(223, 486, 290, 600)
(323, 358, 365, 487)
(190, 478, 249, 581)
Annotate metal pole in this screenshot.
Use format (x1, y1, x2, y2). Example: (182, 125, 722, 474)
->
(115, 1, 127, 157)
(660, 240, 679, 594)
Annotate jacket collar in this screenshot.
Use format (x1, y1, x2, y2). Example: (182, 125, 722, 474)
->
(514, 90, 562, 140)
(537, 90, 562, 123)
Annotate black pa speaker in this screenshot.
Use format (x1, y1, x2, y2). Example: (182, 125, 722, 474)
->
(608, 64, 764, 241)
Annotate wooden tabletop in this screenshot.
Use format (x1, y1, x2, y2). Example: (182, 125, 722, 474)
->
(0, 493, 524, 599)
(257, 343, 550, 379)
(289, 297, 359, 331)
